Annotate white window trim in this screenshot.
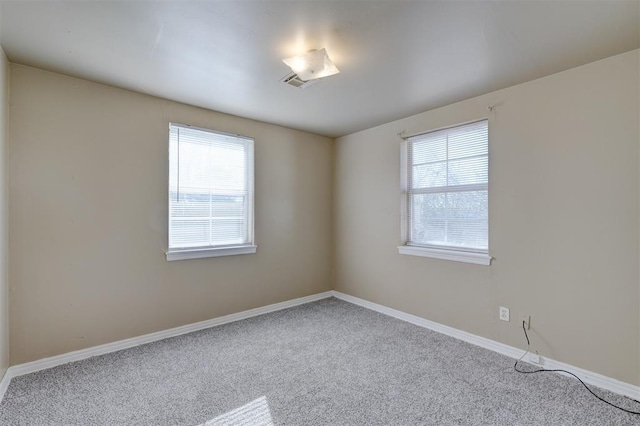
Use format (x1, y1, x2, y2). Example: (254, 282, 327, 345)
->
(397, 245, 491, 265)
(166, 244, 257, 261)
(398, 119, 492, 266)
(166, 123, 256, 261)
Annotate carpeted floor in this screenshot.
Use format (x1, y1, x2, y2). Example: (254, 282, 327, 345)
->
(0, 297, 638, 425)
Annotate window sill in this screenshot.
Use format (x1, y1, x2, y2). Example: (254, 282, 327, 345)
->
(166, 245, 257, 261)
(397, 245, 491, 265)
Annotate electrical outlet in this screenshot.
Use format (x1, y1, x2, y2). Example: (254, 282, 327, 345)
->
(499, 306, 510, 321)
(528, 352, 543, 365)
(519, 314, 531, 329)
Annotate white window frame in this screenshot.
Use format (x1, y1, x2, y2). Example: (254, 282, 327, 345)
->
(166, 123, 256, 261)
(398, 119, 491, 266)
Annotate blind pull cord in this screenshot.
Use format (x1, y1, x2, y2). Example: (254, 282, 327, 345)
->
(176, 127, 180, 203)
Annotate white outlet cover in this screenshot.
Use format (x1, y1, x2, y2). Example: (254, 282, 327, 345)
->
(499, 306, 510, 321)
(528, 353, 543, 365)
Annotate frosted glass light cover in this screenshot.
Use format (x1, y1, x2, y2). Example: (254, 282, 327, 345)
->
(282, 48, 340, 81)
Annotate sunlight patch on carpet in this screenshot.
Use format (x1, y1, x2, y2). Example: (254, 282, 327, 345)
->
(200, 396, 273, 426)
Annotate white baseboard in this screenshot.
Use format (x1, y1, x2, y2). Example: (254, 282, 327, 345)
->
(1, 289, 638, 405)
(330, 290, 640, 401)
(0, 291, 333, 403)
(0, 369, 9, 405)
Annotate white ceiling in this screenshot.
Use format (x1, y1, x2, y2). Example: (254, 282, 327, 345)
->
(0, 1, 638, 138)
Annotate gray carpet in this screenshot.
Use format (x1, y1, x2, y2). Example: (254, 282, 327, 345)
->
(0, 297, 638, 425)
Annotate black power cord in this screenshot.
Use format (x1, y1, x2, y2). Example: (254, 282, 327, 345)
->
(514, 320, 640, 416)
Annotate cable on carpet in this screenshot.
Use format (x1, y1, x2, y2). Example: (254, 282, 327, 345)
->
(514, 320, 640, 415)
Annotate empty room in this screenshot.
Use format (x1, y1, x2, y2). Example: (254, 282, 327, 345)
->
(0, 0, 639, 424)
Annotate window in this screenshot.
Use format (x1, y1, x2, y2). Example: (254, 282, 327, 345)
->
(399, 120, 491, 265)
(167, 123, 256, 261)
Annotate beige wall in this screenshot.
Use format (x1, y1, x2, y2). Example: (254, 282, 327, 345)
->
(6, 49, 640, 387)
(334, 50, 640, 385)
(0, 47, 9, 378)
(8, 65, 333, 364)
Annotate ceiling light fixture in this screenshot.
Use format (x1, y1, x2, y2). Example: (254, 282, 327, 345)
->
(282, 48, 340, 81)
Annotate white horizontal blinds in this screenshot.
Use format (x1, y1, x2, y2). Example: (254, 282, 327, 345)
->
(407, 120, 488, 252)
(169, 124, 254, 250)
